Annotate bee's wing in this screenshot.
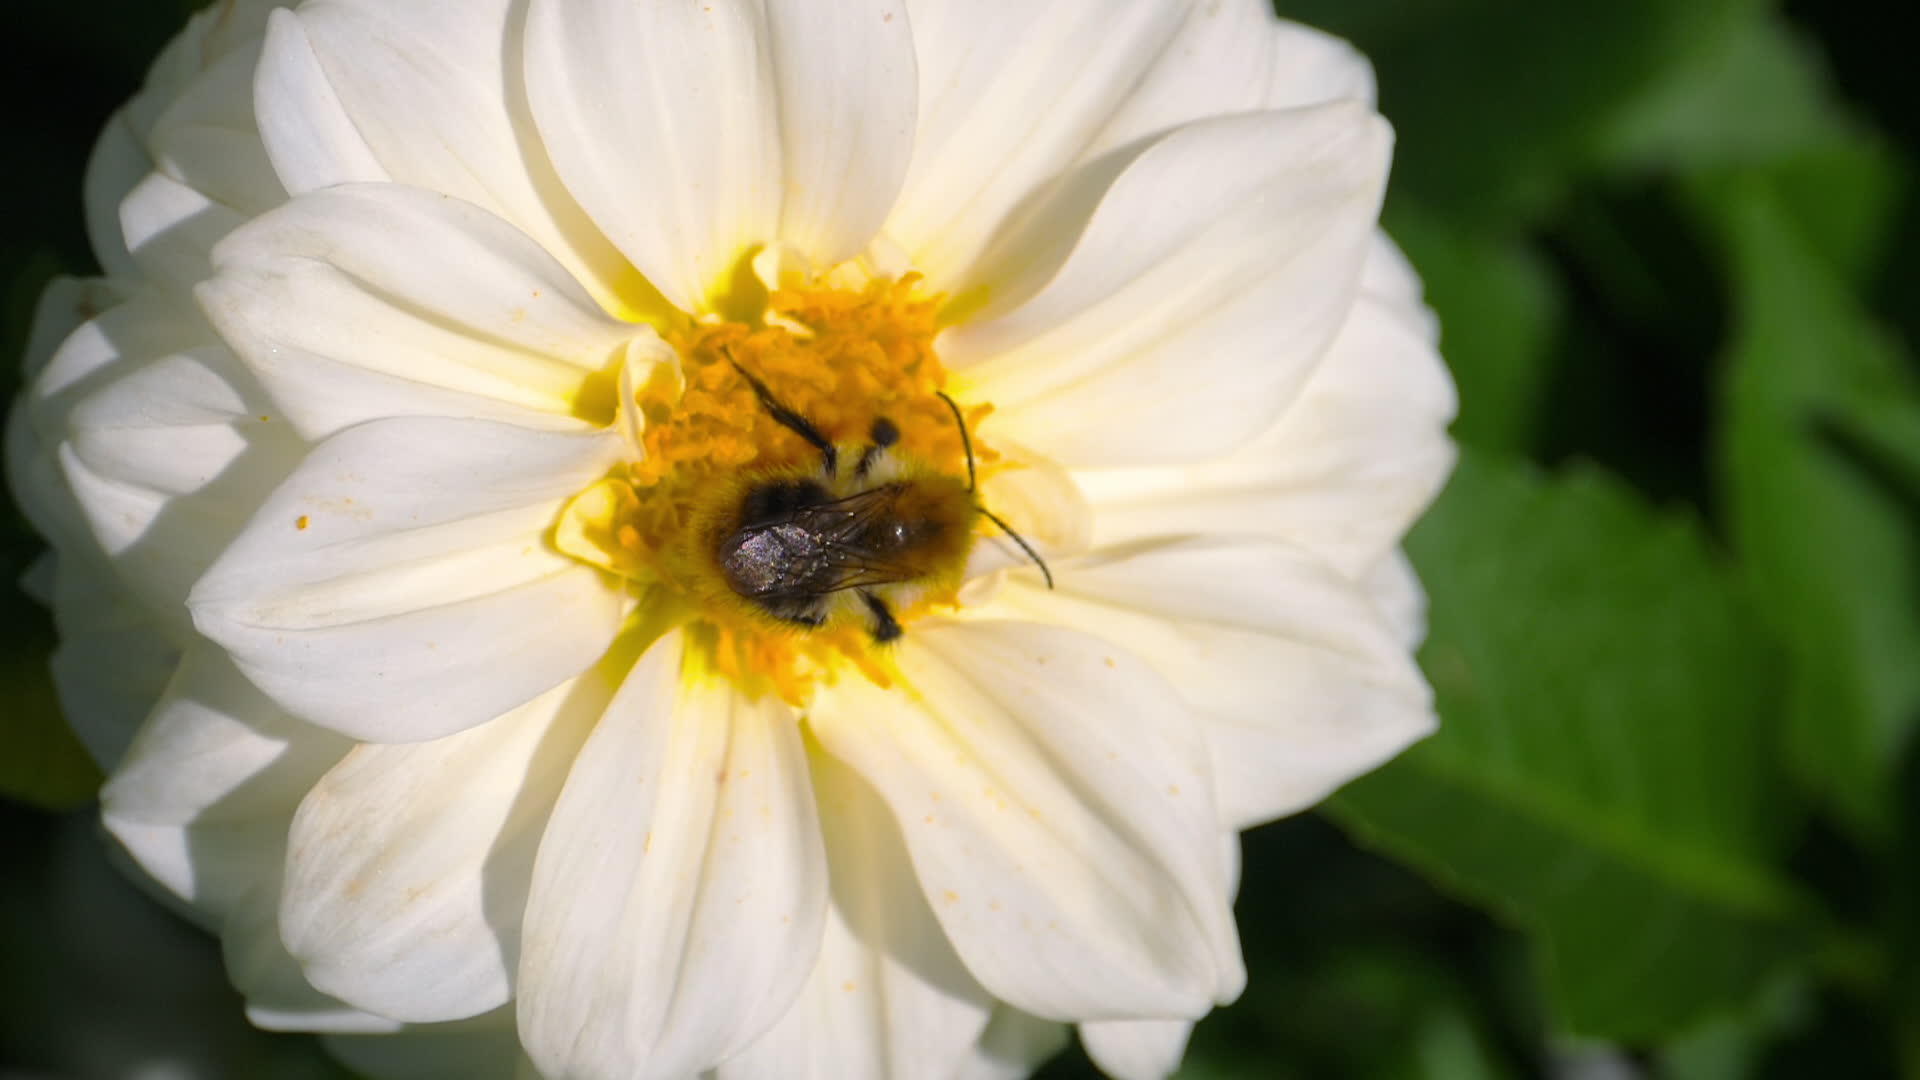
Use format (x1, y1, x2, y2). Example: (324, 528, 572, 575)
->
(778, 488, 923, 592)
(810, 555, 920, 593)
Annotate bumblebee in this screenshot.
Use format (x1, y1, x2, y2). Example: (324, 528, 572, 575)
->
(703, 359, 1051, 644)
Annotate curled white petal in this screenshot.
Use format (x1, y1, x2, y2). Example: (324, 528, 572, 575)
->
(226, 874, 405, 1035)
(887, 0, 1191, 288)
(85, 0, 286, 275)
(989, 537, 1435, 829)
(189, 417, 627, 743)
(143, 27, 285, 220)
(254, 1, 650, 316)
(1080, 1017, 1195, 1080)
(950, 103, 1393, 467)
(1086, 1, 1375, 159)
(280, 673, 612, 1023)
(102, 646, 349, 923)
(1071, 242, 1456, 578)
(199, 183, 639, 440)
(60, 345, 303, 628)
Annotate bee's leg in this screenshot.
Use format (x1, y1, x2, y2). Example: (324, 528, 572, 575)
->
(728, 357, 837, 473)
(860, 591, 903, 644)
(855, 417, 899, 477)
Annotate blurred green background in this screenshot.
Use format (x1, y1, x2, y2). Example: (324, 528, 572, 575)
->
(3, 1, 1917, 1077)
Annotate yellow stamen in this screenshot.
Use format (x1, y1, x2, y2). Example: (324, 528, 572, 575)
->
(556, 274, 998, 701)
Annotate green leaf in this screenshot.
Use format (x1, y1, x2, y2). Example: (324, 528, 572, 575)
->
(1330, 452, 1811, 1040)
(1656, 978, 1812, 1080)
(1741, 140, 1906, 290)
(1703, 182, 1920, 843)
(1282, 0, 1756, 227)
(1595, 14, 1848, 174)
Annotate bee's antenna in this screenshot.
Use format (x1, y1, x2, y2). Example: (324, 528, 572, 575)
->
(935, 391, 977, 493)
(936, 390, 1053, 590)
(727, 349, 836, 472)
(979, 508, 1055, 589)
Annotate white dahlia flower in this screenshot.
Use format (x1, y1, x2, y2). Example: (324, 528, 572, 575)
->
(7, 0, 1455, 1077)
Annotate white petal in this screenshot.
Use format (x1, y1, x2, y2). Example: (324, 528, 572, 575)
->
(1086, 2, 1374, 160)
(953, 1008, 1071, 1080)
(1367, 548, 1430, 650)
(280, 672, 611, 1023)
(120, 1, 280, 141)
(886, 0, 1190, 288)
(56, 441, 216, 640)
(65, 345, 283, 501)
(81, 0, 283, 272)
(762, 0, 919, 270)
(1262, 20, 1378, 110)
(518, 632, 829, 1080)
(60, 346, 303, 627)
(523, 0, 915, 313)
(23, 276, 126, 382)
(145, 29, 286, 218)
(322, 1009, 525, 1080)
(225, 874, 407, 1035)
(1080, 1018, 1194, 1080)
(119, 170, 247, 292)
(1071, 284, 1456, 577)
(199, 183, 637, 440)
(520, 0, 766, 312)
(988, 537, 1434, 830)
(1362, 229, 1431, 317)
(810, 620, 1243, 1022)
(83, 113, 151, 279)
(189, 417, 626, 743)
(948, 103, 1392, 467)
(254, 2, 653, 317)
(44, 553, 181, 769)
(104, 609, 372, 1036)
(102, 646, 350, 923)
(717, 745, 994, 1080)
(7, 398, 81, 560)
(8, 277, 129, 547)
(6, 385, 58, 535)
(27, 292, 204, 448)
(251, 9, 385, 186)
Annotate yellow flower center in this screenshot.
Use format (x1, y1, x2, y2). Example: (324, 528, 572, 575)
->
(558, 274, 998, 704)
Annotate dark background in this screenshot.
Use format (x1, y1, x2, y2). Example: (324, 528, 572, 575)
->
(3, 1, 1917, 1077)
